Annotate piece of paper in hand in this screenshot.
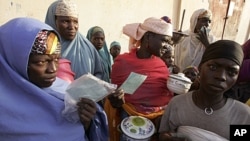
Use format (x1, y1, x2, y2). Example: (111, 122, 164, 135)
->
(66, 73, 117, 102)
(119, 72, 147, 94)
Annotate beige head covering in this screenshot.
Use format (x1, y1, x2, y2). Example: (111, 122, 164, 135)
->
(123, 17, 173, 52)
(55, 0, 78, 18)
(190, 9, 212, 32)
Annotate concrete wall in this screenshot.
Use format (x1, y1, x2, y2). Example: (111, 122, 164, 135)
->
(0, 0, 173, 53)
(0, 0, 249, 53)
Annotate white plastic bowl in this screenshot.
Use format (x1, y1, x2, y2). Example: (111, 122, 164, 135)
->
(167, 73, 192, 94)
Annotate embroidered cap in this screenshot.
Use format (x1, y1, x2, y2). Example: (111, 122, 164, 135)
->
(55, 0, 78, 18)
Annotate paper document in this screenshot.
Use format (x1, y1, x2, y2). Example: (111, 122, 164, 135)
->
(119, 72, 147, 94)
(66, 73, 117, 102)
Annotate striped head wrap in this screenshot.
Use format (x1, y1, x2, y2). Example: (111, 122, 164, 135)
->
(31, 30, 61, 55)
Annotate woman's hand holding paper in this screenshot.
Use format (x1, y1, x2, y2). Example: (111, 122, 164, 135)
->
(77, 98, 97, 130)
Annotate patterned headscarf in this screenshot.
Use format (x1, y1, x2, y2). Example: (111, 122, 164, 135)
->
(31, 31, 61, 55)
(55, 0, 78, 18)
(123, 17, 173, 52)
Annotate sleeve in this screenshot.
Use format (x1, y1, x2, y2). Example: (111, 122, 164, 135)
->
(237, 59, 250, 82)
(158, 100, 175, 133)
(87, 104, 109, 141)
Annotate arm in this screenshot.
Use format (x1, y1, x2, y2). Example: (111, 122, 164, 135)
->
(159, 132, 190, 141)
(237, 59, 250, 82)
(108, 88, 125, 108)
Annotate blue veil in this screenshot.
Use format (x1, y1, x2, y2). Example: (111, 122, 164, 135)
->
(45, 1, 104, 79)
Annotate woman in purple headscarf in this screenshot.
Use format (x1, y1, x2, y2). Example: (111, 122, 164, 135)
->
(0, 17, 108, 141)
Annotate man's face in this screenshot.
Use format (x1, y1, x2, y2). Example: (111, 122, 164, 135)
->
(28, 54, 60, 88)
(194, 17, 211, 33)
(55, 16, 78, 41)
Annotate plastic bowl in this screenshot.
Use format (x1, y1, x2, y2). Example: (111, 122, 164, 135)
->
(167, 73, 192, 94)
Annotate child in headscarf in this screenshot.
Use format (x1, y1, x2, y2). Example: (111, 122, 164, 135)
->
(110, 41, 121, 60)
(86, 26, 112, 83)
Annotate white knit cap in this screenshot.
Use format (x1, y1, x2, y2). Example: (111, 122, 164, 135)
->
(55, 0, 78, 18)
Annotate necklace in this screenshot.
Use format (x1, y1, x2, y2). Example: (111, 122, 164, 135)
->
(204, 107, 213, 115)
(193, 91, 225, 116)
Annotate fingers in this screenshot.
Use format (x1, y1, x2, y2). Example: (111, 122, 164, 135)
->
(77, 98, 96, 108)
(111, 88, 124, 98)
(77, 98, 97, 119)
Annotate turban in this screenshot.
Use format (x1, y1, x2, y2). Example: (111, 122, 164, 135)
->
(198, 10, 212, 19)
(55, 0, 78, 18)
(123, 17, 173, 52)
(190, 9, 212, 33)
(199, 40, 243, 66)
(31, 30, 61, 55)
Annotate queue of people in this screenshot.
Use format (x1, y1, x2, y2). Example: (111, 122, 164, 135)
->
(0, 0, 249, 141)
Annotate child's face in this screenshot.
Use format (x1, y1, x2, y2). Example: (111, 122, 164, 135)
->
(183, 68, 198, 82)
(161, 51, 174, 67)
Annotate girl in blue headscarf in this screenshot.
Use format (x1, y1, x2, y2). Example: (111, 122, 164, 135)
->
(86, 26, 112, 83)
(0, 17, 108, 141)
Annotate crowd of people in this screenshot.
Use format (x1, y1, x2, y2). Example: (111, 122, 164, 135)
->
(0, 0, 249, 141)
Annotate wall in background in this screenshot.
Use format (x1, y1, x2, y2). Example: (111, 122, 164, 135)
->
(0, 0, 249, 53)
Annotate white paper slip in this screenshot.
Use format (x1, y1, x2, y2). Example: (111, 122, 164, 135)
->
(119, 72, 147, 94)
(66, 73, 117, 102)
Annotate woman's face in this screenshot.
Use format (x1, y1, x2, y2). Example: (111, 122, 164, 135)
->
(147, 32, 173, 57)
(91, 31, 105, 50)
(55, 16, 78, 41)
(28, 54, 60, 88)
(199, 58, 240, 94)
